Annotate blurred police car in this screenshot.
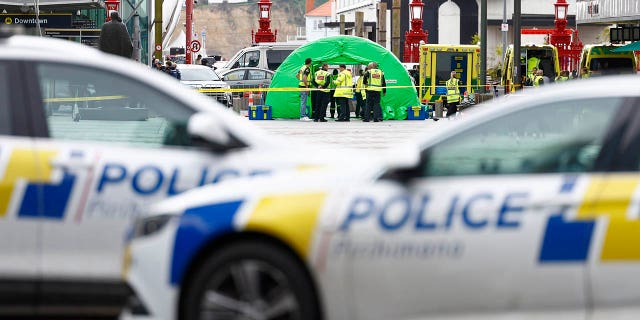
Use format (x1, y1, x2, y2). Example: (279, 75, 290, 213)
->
(0, 34, 343, 317)
(125, 76, 640, 319)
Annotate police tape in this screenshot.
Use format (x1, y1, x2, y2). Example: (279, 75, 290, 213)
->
(40, 85, 521, 104)
(197, 84, 512, 94)
(43, 95, 128, 103)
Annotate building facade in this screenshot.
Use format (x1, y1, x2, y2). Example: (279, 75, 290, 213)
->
(330, 0, 601, 67)
(305, 0, 340, 42)
(576, 0, 640, 24)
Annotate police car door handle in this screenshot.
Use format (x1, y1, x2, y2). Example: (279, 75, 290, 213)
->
(49, 158, 94, 170)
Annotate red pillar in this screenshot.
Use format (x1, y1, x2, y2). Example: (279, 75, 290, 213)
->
(185, 0, 193, 64)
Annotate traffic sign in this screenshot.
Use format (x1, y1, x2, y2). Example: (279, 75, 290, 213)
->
(155, 44, 162, 51)
(190, 40, 201, 53)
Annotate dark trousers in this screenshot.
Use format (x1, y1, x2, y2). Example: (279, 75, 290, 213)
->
(310, 90, 318, 119)
(365, 90, 382, 121)
(313, 91, 330, 120)
(355, 92, 365, 118)
(329, 90, 336, 117)
(336, 97, 349, 120)
(446, 101, 458, 117)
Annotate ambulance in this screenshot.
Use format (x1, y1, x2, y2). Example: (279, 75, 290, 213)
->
(418, 44, 480, 104)
(501, 44, 560, 91)
(579, 44, 637, 77)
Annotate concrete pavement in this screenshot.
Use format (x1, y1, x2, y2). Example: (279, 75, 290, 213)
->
(248, 117, 442, 150)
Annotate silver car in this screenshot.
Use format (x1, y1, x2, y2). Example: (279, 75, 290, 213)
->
(218, 67, 274, 99)
(176, 64, 232, 107)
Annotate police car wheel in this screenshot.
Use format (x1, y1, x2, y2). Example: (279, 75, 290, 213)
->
(181, 241, 321, 320)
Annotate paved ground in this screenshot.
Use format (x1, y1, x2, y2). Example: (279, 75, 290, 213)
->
(248, 116, 443, 150)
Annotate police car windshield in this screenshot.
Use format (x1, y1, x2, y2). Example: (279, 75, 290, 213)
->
(180, 68, 221, 81)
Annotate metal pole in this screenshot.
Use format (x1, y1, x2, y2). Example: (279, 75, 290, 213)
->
(513, 0, 521, 89)
(201, 29, 206, 57)
(133, 13, 141, 62)
(154, 0, 162, 60)
(502, 0, 507, 60)
(480, 0, 487, 92)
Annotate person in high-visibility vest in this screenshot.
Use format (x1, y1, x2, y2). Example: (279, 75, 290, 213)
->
(527, 56, 540, 78)
(556, 70, 570, 82)
(527, 67, 538, 86)
(354, 69, 367, 119)
(328, 69, 338, 118)
(333, 64, 353, 122)
(445, 71, 460, 118)
(533, 69, 545, 86)
(581, 66, 590, 79)
(312, 63, 331, 122)
(363, 62, 386, 122)
(297, 57, 312, 121)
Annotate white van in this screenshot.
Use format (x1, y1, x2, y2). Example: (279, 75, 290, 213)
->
(216, 41, 305, 73)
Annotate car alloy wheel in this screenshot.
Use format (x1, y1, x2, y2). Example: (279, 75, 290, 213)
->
(182, 241, 321, 320)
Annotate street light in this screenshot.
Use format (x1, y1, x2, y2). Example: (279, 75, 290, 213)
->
(252, 0, 276, 44)
(260, 1, 270, 19)
(554, 0, 568, 21)
(410, 0, 423, 21)
(555, 5, 566, 20)
(403, 0, 427, 62)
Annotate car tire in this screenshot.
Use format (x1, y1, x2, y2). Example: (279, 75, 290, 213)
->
(181, 241, 321, 320)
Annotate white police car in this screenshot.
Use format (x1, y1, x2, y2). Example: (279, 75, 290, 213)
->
(125, 76, 640, 319)
(0, 33, 343, 317)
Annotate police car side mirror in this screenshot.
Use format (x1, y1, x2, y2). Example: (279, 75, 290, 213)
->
(378, 144, 422, 184)
(188, 112, 231, 149)
(380, 166, 422, 185)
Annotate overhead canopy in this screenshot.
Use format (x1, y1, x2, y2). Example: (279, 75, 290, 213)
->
(266, 35, 420, 119)
(612, 41, 640, 52)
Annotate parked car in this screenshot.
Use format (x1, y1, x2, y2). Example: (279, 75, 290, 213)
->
(218, 67, 274, 99)
(125, 76, 640, 319)
(215, 42, 304, 74)
(176, 64, 232, 107)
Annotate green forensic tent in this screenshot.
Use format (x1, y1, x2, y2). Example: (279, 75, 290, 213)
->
(612, 41, 640, 52)
(266, 35, 420, 119)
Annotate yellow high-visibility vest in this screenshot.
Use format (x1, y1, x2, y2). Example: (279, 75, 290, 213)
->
(315, 69, 331, 92)
(298, 65, 311, 87)
(446, 77, 460, 103)
(333, 70, 353, 98)
(367, 69, 383, 92)
(356, 75, 367, 99)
